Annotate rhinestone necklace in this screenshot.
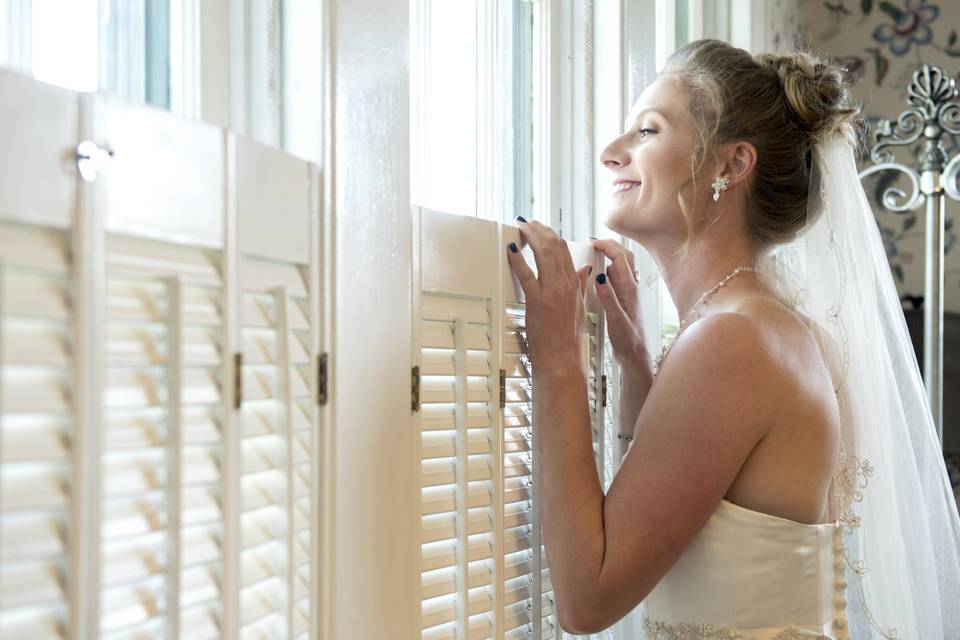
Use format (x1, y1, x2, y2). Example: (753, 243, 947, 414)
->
(652, 266, 762, 377)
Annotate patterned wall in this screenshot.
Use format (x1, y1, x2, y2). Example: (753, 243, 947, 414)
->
(772, 0, 959, 314)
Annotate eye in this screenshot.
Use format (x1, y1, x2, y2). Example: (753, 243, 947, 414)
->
(637, 127, 657, 138)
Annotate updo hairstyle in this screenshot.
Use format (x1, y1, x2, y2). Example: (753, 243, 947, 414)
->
(660, 39, 865, 256)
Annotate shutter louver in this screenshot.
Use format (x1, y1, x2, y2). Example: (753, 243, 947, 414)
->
(238, 258, 312, 639)
(417, 210, 501, 640)
(100, 234, 225, 639)
(416, 213, 603, 639)
(0, 223, 74, 639)
(501, 304, 554, 640)
(419, 295, 497, 640)
(234, 136, 318, 640)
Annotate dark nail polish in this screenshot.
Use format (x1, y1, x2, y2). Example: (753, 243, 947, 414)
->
(509, 242, 518, 253)
(515, 216, 527, 223)
(588, 266, 593, 276)
(596, 273, 606, 285)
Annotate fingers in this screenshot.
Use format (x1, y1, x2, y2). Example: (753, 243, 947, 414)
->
(587, 238, 637, 273)
(514, 220, 553, 285)
(506, 241, 538, 296)
(594, 271, 640, 351)
(588, 239, 639, 324)
(576, 264, 592, 299)
(516, 219, 581, 287)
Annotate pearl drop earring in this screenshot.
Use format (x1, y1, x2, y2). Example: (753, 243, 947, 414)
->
(711, 175, 730, 201)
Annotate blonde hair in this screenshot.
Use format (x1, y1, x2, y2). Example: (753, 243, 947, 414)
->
(660, 39, 864, 259)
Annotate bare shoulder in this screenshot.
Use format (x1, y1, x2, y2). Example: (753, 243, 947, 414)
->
(730, 294, 843, 389)
(636, 308, 794, 471)
(648, 296, 834, 459)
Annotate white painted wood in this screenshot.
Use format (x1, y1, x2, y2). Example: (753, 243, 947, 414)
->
(102, 96, 225, 246)
(237, 135, 310, 264)
(166, 277, 184, 640)
(0, 66, 322, 640)
(235, 134, 319, 640)
(0, 69, 78, 230)
(322, 0, 415, 636)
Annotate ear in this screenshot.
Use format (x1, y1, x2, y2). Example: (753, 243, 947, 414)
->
(720, 140, 757, 187)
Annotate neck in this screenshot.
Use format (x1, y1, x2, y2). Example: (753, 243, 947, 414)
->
(658, 235, 762, 324)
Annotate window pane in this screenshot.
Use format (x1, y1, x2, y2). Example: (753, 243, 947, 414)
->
(32, 0, 99, 91)
(5, 0, 172, 108)
(413, 0, 537, 222)
(509, 0, 534, 223)
(419, 0, 478, 217)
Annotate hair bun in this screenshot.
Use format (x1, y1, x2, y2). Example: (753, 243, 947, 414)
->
(754, 51, 861, 144)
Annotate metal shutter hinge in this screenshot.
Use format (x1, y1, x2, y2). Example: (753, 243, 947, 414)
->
(500, 369, 506, 409)
(317, 353, 328, 405)
(233, 352, 243, 409)
(412, 365, 420, 413)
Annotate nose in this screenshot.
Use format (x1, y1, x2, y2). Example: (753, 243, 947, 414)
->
(600, 138, 629, 170)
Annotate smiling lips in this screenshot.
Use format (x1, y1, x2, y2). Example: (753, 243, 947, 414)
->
(614, 181, 641, 194)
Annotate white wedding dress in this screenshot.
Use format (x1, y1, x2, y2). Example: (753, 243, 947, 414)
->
(640, 496, 847, 639)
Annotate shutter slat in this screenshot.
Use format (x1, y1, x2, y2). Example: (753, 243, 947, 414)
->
(0, 223, 73, 637)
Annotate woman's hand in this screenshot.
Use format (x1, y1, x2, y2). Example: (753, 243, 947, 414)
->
(587, 238, 650, 374)
(506, 219, 593, 373)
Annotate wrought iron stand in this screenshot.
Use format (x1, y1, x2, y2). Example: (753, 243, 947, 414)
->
(859, 63, 960, 446)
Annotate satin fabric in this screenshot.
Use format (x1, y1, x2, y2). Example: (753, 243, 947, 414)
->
(642, 498, 847, 639)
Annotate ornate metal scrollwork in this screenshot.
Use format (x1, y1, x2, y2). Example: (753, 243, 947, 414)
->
(858, 162, 923, 212)
(858, 62, 959, 442)
(860, 63, 960, 209)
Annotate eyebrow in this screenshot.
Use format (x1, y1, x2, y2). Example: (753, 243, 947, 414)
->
(623, 108, 671, 130)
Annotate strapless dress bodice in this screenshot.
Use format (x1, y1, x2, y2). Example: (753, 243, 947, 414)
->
(642, 498, 849, 639)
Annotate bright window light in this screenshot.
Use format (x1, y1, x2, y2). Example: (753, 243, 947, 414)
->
(31, 0, 99, 91)
(421, 0, 478, 217)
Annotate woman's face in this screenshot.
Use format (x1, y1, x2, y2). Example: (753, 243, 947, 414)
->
(599, 76, 704, 246)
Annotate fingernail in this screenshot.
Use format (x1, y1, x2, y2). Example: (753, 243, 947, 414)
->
(588, 266, 593, 276)
(509, 242, 518, 253)
(596, 273, 606, 285)
(515, 216, 527, 223)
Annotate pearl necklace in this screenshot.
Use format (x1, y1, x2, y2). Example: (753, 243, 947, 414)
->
(652, 266, 762, 377)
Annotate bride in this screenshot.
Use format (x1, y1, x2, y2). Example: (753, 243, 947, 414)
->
(505, 39, 960, 638)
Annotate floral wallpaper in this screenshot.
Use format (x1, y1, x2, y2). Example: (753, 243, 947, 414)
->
(774, 0, 960, 314)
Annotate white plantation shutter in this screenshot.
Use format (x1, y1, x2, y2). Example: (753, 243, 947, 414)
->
(235, 136, 319, 640)
(0, 223, 75, 639)
(97, 96, 228, 639)
(0, 70, 323, 639)
(417, 210, 500, 640)
(416, 209, 604, 640)
(0, 71, 82, 640)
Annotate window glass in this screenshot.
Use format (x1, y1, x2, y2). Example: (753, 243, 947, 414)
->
(412, 0, 536, 222)
(2, 0, 172, 108)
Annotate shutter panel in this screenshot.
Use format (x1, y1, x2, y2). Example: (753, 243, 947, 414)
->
(499, 234, 603, 640)
(236, 136, 318, 640)
(0, 70, 80, 640)
(0, 223, 75, 639)
(98, 97, 227, 639)
(418, 210, 500, 640)
(417, 211, 605, 640)
(499, 228, 555, 640)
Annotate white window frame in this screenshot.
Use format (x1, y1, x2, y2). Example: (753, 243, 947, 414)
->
(0, 0, 31, 73)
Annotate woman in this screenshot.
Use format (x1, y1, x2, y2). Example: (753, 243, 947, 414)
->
(506, 39, 960, 638)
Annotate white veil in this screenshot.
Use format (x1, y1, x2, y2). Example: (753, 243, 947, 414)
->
(755, 135, 960, 639)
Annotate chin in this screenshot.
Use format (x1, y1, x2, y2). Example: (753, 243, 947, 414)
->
(603, 200, 652, 236)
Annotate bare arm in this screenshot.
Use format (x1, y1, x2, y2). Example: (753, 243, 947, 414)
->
(556, 313, 782, 634)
